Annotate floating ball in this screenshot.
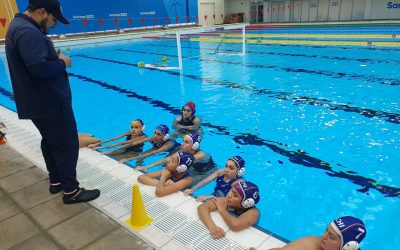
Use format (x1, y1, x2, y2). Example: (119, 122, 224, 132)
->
(137, 62, 145, 68)
(161, 56, 168, 62)
(65, 47, 70, 52)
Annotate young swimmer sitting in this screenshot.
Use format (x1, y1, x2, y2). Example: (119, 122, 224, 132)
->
(197, 180, 260, 239)
(170, 101, 203, 139)
(135, 132, 215, 184)
(88, 119, 148, 159)
(270, 216, 366, 250)
(119, 124, 180, 165)
(184, 155, 245, 201)
(137, 151, 194, 197)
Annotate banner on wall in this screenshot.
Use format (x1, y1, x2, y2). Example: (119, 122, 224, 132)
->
(13, 0, 198, 35)
(0, 0, 19, 39)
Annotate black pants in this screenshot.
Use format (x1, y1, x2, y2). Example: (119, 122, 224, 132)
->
(32, 104, 79, 193)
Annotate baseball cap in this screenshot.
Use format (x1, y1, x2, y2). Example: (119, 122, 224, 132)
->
(30, 0, 69, 24)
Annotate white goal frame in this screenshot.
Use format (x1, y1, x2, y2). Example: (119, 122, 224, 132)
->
(175, 23, 247, 72)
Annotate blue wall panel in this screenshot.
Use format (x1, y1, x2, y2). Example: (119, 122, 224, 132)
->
(15, 0, 198, 34)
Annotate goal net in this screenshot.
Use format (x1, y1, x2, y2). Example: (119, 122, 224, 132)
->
(176, 23, 247, 71)
(142, 23, 246, 72)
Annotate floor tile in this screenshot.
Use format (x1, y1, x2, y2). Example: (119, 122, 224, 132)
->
(48, 208, 118, 250)
(82, 227, 153, 250)
(0, 213, 40, 249)
(139, 224, 171, 248)
(28, 196, 88, 230)
(0, 195, 21, 221)
(0, 157, 35, 178)
(10, 234, 61, 250)
(0, 143, 8, 151)
(12, 180, 58, 209)
(0, 167, 47, 193)
(0, 148, 21, 163)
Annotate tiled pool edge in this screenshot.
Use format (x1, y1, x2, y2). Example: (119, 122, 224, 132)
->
(0, 105, 286, 250)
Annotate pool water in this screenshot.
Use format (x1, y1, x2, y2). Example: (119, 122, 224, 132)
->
(1, 32, 399, 250)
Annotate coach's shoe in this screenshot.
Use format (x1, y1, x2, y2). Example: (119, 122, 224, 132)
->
(63, 188, 100, 204)
(49, 183, 62, 194)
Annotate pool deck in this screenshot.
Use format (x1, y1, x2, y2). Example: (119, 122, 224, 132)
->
(0, 143, 153, 250)
(0, 105, 286, 250)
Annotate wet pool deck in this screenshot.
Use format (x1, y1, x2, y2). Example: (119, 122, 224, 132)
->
(0, 143, 154, 250)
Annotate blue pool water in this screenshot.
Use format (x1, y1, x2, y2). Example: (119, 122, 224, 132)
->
(1, 32, 399, 249)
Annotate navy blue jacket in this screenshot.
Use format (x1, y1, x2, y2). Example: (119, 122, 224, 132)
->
(5, 13, 71, 119)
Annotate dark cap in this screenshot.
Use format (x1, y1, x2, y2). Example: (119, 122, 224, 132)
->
(30, 0, 69, 24)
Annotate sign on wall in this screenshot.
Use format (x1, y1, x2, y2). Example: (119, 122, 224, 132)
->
(14, 0, 198, 34)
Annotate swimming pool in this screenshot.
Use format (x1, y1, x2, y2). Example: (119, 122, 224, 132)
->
(1, 27, 399, 250)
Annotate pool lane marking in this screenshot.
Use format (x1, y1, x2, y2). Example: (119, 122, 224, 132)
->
(63, 71, 400, 199)
(75, 53, 400, 125)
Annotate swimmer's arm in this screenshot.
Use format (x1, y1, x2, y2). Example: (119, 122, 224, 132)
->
(198, 200, 225, 239)
(218, 206, 259, 231)
(125, 134, 148, 144)
(189, 117, 201, 130)
(90, 131, 129, 148)
(137, 140, 174, 160)
(138, 155, 171, 171)
(102, 137, 150, 154)
(193, 150, 206, 161)
(155, 171, 192, 197)
(191, 169, 222, 192)
(122, 148, 156, 163)
(172, 117, 181, 129)
(269, 236, 321, 250)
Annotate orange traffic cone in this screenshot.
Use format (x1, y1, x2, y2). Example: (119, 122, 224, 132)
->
(125, 184, 153, 230)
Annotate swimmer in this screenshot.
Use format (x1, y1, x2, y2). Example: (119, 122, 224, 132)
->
(136, 132, 215, 184)
(184, 156, 245, 201)
(88, 119, 148, 159)
(170, 101, 202, 139)
(120, 124, 180, 166)
(137, 151, 194, 197)
(198, 180, 260, 239)
(270, 216, 367, 250)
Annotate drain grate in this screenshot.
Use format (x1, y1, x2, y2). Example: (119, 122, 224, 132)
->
(191, 234, 232, 250)
(172, 220, 209, 247)
(153, 210, 189, 235)
(146, 200, 170, 219)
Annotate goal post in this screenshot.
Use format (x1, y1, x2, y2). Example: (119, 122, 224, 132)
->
(176, 23, 247, 72)
(141, 23, 247, 73)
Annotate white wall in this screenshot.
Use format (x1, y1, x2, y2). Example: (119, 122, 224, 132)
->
(224, 0, 251, 23)
(328, 0, 340, 21)
(317, 0, 329, 21)
(369, 0, 400, 20)
(340, 0, 353, 20)
(198, 0, 224, 26)
(198, 0, 400, 25)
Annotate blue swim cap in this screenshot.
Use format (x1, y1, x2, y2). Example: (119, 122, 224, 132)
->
(331, 216, 366, 250)
(233, 180, 260, 209)
(176, 151, 195, 173)
(156, 124, 169, 135)
(229, 156, 245, 177)
(185, 132, 201, 150)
